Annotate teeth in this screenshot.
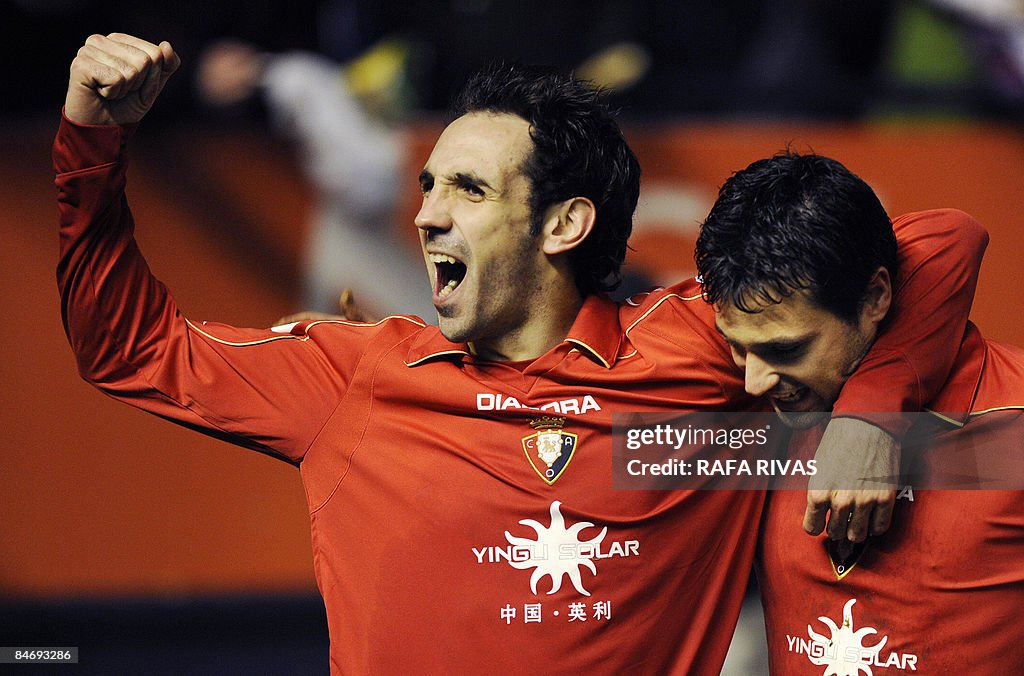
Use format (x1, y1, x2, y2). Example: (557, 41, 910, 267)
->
(429, 253, 459, 264)
(438, 279, 459, 299)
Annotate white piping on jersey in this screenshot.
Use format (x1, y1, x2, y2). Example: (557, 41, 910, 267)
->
(623, 291, 704, 338)
(925, 405, 1024, 428)
(924, 410, 966, 427)
(970, 405, 1024, 414)
(565, 338, 611, 368)
(405, 349, 469, 367)
(186, 319, 311, 347)
(304, 315, 427, 330)
(186, 315, 426, 347)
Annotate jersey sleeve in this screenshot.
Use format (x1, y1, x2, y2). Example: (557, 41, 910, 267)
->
(54, 114, 353, 465)
(832, 209, 988, 434)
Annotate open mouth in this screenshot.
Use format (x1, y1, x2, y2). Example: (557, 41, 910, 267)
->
(770, 386, 808, 410)
(429, 253, 467, 300)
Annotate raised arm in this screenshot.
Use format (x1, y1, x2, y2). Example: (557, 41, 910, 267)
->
(57, 34, 347, 463)
(807, 209, 988, 540)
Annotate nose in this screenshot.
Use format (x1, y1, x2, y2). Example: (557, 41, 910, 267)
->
(415, 189, 452, 233)
(743, 354, 780, 397)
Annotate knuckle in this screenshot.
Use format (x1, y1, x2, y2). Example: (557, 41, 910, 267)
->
(848, 492, 873, 506)
(806, 489, 829, 503)
(861, 490, 891, 505)
(831, 494, 855, 511)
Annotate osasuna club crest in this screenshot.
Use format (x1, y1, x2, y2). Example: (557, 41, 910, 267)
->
(522, 416, 578, 484)
(827, 537, 868, 580)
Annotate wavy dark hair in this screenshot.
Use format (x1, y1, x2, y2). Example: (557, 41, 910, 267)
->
(694, 151, 897, 322)
(450, 62, 640, 296)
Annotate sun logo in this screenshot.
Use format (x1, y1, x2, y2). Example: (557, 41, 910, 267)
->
(806, 598, 888, 676)
(504, 501, 607, 596)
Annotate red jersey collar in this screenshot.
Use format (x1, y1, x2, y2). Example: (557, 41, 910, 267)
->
(404, 294, 622, 368)
(404, 329, 470, 366)
(562, 293, 622, 368)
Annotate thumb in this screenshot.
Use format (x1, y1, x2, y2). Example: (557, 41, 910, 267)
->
(339, 289, 377, 322)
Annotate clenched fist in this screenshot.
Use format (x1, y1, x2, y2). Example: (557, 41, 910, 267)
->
(65, 33, 180, 126)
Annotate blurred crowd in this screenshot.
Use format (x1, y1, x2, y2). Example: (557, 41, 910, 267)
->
(6, 0, 1022, 316)
(7, 0, 1024, 121)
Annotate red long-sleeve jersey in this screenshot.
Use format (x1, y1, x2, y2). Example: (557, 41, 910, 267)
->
(758, 326, 1024, 675)
(54, 116, 984, 674)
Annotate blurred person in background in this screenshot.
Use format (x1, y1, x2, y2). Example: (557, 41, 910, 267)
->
(197, 38, 435, 318)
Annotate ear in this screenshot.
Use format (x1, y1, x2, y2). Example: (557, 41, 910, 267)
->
(541, 197, 596, 255)
(860, 266, 892, 326)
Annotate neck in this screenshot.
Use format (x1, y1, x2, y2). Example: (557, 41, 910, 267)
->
(470, 289, 585, 362)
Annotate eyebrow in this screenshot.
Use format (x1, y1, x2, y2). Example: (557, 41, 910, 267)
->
(419, 169, 496, 193)
(714, 322, 814, 351)
(454, 172, 494, 191)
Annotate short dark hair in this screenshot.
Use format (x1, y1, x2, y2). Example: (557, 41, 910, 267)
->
(450, 62, 641, 297)
(694, 151, 897, 322)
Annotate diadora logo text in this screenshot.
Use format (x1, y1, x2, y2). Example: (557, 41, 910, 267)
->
(476, 393, 601, 415)
(471, 501, 639, 597)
